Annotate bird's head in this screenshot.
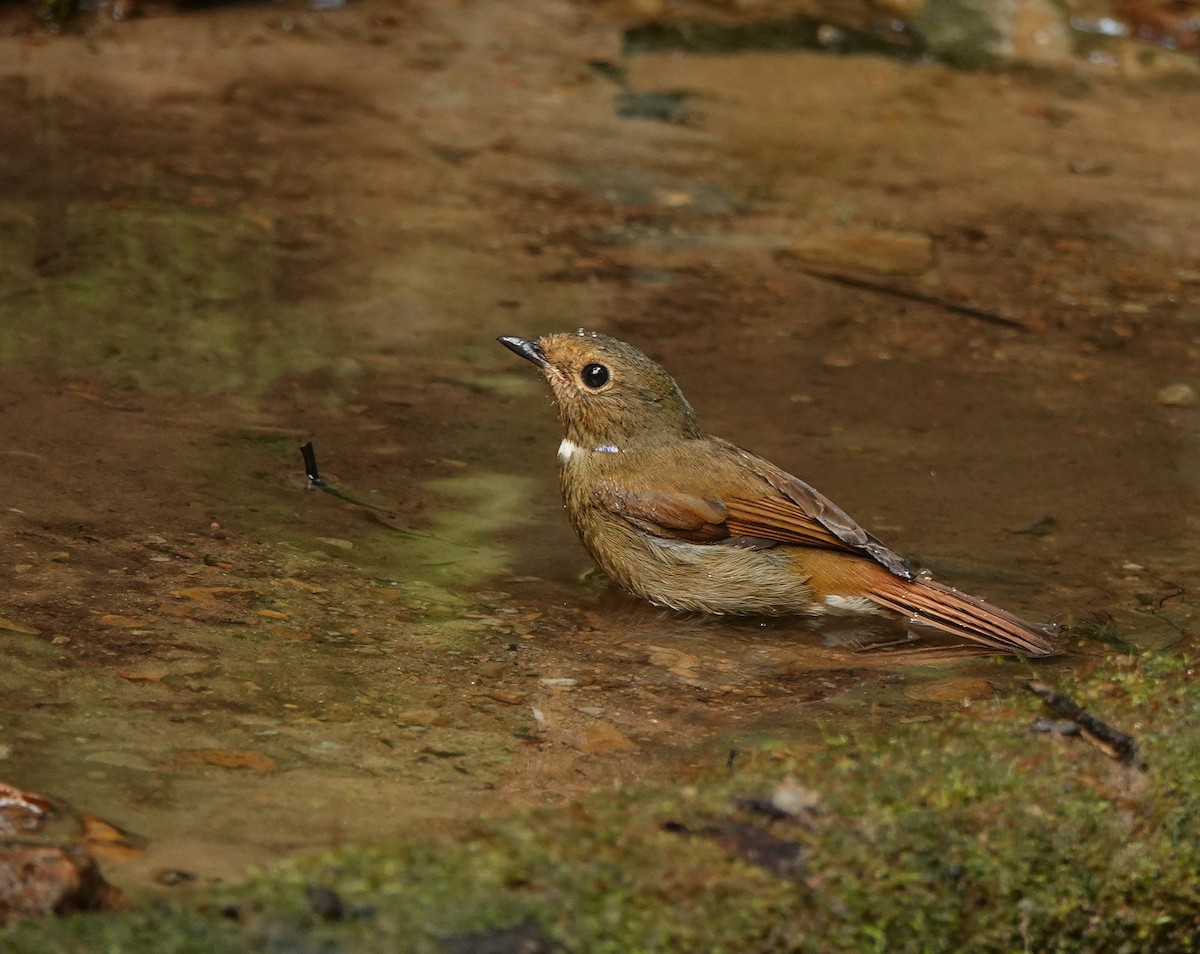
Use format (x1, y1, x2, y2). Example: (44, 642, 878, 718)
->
(499, 331, 703, 451)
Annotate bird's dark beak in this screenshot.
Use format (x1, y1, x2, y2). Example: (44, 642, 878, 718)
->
(498, 336, 550, 369)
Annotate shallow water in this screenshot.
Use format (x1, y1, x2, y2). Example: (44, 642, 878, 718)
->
(0, 0, 1197, 894)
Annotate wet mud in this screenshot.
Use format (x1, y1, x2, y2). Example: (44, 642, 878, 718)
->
(0, 0, 1197, 900)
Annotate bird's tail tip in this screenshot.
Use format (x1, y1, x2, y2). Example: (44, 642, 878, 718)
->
(868, 575, 1058, 658)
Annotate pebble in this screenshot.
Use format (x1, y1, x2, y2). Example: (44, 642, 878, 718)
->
(770, 778, 821, 817)
(1157, 383, 1196, 407)
(1032, 719, 1080, 736)
(822, 355, 856, 369)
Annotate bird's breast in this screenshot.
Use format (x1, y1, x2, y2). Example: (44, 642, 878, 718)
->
(560, 494, 822, 615)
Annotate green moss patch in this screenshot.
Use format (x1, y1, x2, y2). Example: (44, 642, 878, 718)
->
(0, 203, 342, 396)
(7, 653, 1200, 952)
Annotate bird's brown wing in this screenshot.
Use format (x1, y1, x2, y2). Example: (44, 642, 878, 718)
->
(593, 439, 914, 580)
(592, 484, 730, 543)
(724, 444, 915, 580)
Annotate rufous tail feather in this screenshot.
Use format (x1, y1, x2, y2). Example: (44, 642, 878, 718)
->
(867, 576, 1057, 657)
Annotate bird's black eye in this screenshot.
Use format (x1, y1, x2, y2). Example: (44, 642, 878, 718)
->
(580, 363, 610, 389)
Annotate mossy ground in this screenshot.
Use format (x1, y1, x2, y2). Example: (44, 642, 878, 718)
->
(7, 652, 1200, 953)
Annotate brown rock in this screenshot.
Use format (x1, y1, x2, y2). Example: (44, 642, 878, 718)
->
(0, 844, 124, 926)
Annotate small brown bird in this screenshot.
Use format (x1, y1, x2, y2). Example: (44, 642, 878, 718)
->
(499, 331, 1056, 657)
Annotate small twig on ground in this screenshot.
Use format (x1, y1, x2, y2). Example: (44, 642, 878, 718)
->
(299, 442, 476, 550)
(1026, 680, 1142, 767)
(301, 441, 402, 515)
(792, 265, 1030, 331)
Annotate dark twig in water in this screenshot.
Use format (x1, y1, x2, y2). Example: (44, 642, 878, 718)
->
(1116, 573, 1190, 651)
(299, 442, 476, 550)
(1147, 573, 1186, 610)
(1026, 680, 1142, 767)
(791, 266, 1030, 331)
(300, 441, 328, 489)
(1005, 515, 1057, 537)
(301, 441, 395, 513)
